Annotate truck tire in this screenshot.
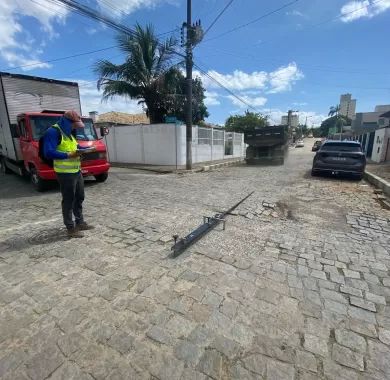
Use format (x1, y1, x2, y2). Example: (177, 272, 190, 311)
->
(95, 172, 108, 183)
(30, 167, 47, 192)
(0, 157, 12, 174)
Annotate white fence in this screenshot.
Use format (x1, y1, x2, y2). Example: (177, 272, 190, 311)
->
(104, 124, 245, 166)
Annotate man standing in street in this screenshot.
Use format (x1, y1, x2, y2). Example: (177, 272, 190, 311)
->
(44, 110, 94, 238)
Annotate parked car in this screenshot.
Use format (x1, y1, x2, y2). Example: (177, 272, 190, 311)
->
(311, 141, 366, 180)
(295, 140, 305, 148)
(312, 140, 322, 152)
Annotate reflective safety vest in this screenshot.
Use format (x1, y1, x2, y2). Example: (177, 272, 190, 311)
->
(52, 124, 81, 174)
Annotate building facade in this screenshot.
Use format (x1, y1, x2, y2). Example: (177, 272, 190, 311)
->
(281, 115, 299, 128)
(339, 93, 356, 119)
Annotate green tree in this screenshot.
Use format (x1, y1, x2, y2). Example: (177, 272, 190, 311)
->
(94, 24, 178, 123)
(319, 115, 350, 137)
(225, 111, 268, 133)
(161, 68, 209, 124)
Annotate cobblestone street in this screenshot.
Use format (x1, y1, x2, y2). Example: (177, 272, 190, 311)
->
(1, 144, 389, 380)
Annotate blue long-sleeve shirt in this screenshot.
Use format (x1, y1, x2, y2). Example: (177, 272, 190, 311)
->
(43, 117, 84, 160)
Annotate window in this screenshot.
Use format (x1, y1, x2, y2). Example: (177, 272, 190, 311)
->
(30, 116, 98, 141)
(18, 120, 27, 138)
(377, 136, 380, 143)
(321, 143, 362, 152)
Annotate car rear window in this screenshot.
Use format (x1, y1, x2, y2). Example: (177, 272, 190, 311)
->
(321, 143, 362, 152)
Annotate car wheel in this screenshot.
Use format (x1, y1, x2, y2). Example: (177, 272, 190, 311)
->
(30, 167, 47, 192)
(95, 172, 108, 183)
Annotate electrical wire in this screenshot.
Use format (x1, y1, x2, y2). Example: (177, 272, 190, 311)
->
(193, 63, 260, 113)
(203, 0, 300, 43)
(203, 0, 235, 37)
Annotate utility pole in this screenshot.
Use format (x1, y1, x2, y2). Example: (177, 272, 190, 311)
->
(182, 1, 203, 170)
(185, 0, 193, 170)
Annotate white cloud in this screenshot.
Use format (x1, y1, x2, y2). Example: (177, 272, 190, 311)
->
(340, 0, 390, 22)
(0, 0, 68, 70)
(227, 95, 267, 108)
(260, 109, 326, 126)
(268, 63, 304, 93)
(1, 51, 51, 71)
(194, 63, 303, 99)
(194, 69, 269, 91)
(95, 0, 173, 18)
(204, 91, 221, 106)
(286, 10, 305, 17)
(73, 79, 144, 115)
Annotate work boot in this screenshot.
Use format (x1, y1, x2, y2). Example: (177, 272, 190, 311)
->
(76, 222, 95, 231)
(67, 228, 84, 238)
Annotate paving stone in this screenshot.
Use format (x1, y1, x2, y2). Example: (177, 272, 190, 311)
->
(229, 362, 259, 380)
(251, 335, 295, 363)
(303, 334, 328, 356)
(310, 270, 326, 280)
(210, 335, 241, 359)
(335, 329, 367, 353)
(49, 362, 93, 380)
(350, 296, 377, 312)
(332, 343, 364, 371)
(340, 285, 363, 298)
(146, 326, 173, 345)
(349, 319, 378, 338)
(107, 330, 135, 354)
(342, 269, 361, 279)
(365, 292, 386, 305)
(25, 345, 64, 380)
(367, 340, 390, 376)
(266, 358, 295, 380)
(324, 299, 348, 315)
(323, 359, 359, 380)
(296, 350, 317, 373)
(241, 354, 267, 376)
(378, 328, 390, 346)
(174, 340, 203, 366)
(196, 349, 228, 379)
(320, 288, 347, 304)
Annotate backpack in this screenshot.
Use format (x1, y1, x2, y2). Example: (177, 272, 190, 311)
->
(38, 127, 61, 168)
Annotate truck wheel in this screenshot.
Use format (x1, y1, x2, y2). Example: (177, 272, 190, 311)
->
(30, 167, 47, 192)
(95, 172, 108, 183)
(0, 157, 12, 174)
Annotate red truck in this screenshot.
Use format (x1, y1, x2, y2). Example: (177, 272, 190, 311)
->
(0, 72, 110, 191)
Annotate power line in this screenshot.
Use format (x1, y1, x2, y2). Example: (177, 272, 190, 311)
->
(0, 45, 119, 71)
(199, 46, 389, 76)
(203, 0, 235, 37)
(193, 63, 260, 113)
(315, 0, 386, 26)
(203, 0, 300, 43)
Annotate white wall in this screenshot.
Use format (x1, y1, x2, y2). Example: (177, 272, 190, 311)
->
(104, 124, 244, 166)
(372, 128, 390, 163)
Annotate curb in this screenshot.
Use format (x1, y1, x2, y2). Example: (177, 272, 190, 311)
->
(202, 158, 245, 172)
(364, 171, 390, 197)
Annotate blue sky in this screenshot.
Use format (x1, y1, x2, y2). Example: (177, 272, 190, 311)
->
(1, 0, 389, 126)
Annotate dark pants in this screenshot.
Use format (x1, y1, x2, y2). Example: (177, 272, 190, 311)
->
(56, 172, 85, 230)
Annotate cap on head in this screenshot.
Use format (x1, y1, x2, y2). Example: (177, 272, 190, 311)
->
(63, 110, 85, 128)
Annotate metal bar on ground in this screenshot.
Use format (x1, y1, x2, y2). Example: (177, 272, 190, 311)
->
(171, 191, 254, 257)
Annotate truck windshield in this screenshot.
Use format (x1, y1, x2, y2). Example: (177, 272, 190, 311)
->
(30, 116, 98, 141)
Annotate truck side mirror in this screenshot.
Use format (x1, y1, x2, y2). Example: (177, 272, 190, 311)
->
(100, 127, 109, 136)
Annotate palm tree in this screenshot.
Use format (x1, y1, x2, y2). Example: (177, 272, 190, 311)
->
(328, 105, 342, 139)
(328, 105, 340, 118)
(94, 24, 178, 123)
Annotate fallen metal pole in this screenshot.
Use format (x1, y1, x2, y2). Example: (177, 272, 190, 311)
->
(171, 191, 254, 257)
